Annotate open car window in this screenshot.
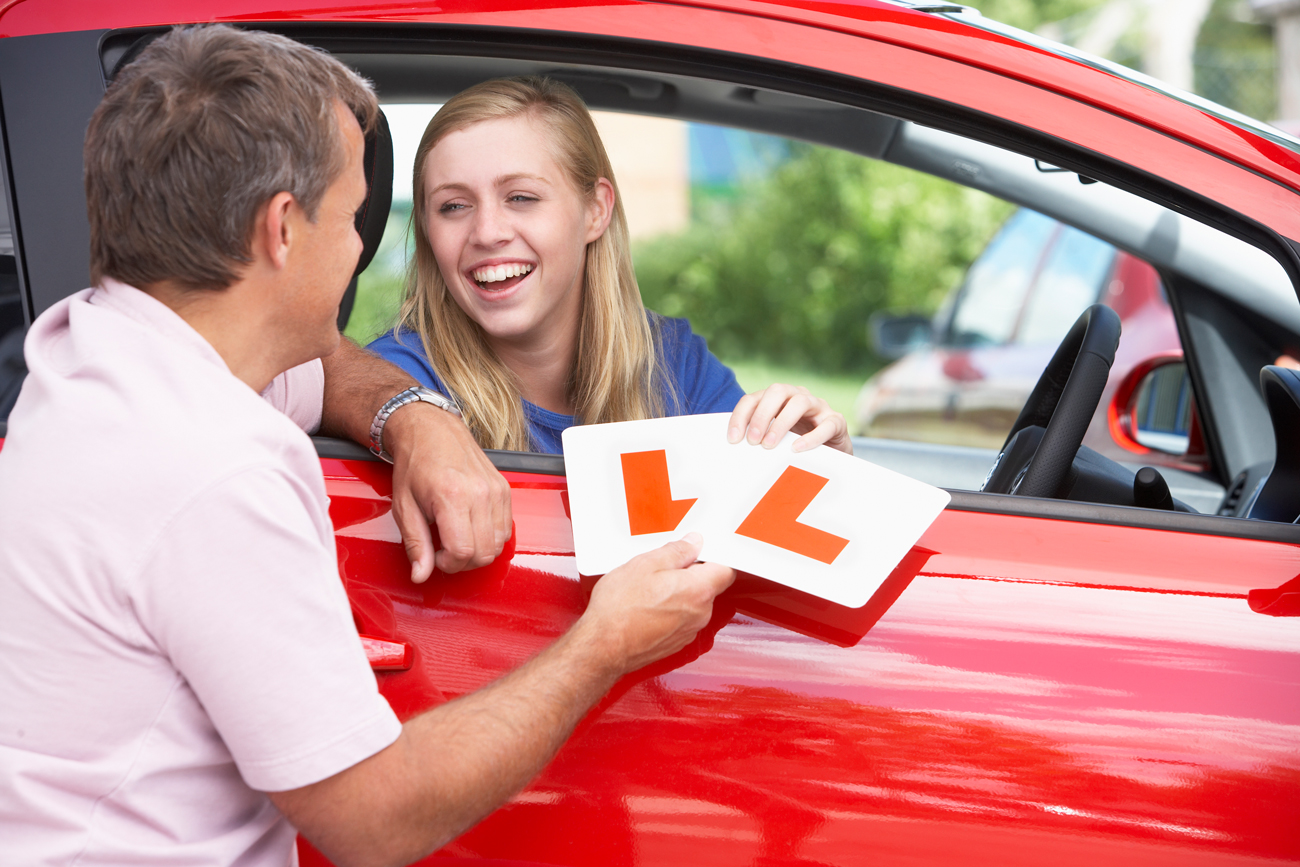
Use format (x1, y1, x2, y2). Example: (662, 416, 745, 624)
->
(1016, 224, 1116, 347)
(347, 93, 1226, 507)
(947, 209, 1055, 348)
(284, 43, 1298, 531)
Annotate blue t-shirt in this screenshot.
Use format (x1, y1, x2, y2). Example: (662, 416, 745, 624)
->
(367, 315, 745, 454)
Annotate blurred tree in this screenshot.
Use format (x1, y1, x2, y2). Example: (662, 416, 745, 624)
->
(1195, 0, 1277, 120)
(635, 145, 1012, 373)
(957, 0, 1105, 31)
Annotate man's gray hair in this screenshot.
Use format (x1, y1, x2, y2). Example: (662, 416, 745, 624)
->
(85, 25, 379, 289)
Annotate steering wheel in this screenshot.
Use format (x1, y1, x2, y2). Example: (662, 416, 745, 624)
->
(983, 304, 1121, 498)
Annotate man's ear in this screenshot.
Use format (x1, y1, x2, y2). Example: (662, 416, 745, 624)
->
(585, 178, 616, 244)
(255, 191, 298, 271)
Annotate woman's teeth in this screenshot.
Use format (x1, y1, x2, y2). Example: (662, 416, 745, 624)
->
(473, 263, 534, 284)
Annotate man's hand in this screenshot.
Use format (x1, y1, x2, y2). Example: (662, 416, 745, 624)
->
(384, 404, 512, 580)
(270, 535, 733, 867)
(318, 339, 512, 580)
(578, 533, 736, 674)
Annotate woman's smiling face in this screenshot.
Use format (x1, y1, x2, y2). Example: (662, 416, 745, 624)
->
(421, 113, 611, 353)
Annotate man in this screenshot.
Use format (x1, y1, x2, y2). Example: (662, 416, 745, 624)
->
(0, 25, 734, 866)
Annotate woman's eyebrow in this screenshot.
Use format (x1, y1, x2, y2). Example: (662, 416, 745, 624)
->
(427, 174, 550, 197)
(495, 172, 549, 186)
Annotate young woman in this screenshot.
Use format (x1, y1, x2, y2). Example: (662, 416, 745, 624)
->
(369, 77, 850, 456)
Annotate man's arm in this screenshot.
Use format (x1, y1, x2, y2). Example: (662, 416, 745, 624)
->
(269, 534, 733, 867)
(318, 338, 512, 578)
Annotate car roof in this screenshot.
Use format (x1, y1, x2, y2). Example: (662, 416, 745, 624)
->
(6, 0, 1298, 200)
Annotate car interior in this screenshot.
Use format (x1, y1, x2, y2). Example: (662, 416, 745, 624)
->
(0, 171, 25, 419)
(52, 29, 1300, 534)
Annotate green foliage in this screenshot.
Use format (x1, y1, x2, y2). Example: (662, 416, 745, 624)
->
(1194, 0, 1277, 121)
(634, 144, 1013, 373)
(958, 0, 1104, 32)
(725, 357, 866, 418)
(344, 207, 412, 346)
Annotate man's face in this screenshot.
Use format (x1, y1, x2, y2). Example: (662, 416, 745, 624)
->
(281, 102, 367, 361)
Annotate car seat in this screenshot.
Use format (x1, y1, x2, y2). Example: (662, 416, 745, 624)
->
(1247, 365, 1300, 523)
(339, 105, 394, 331)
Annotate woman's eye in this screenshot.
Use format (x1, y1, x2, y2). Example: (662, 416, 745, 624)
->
(438, 202, 466, 214)
(508, 194, 539, 204)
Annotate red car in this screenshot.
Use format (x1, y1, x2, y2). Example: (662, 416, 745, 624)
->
(854, 206, 1210, 498)
(857, 209, 1173, 446)
(2, 1, 1299, 865)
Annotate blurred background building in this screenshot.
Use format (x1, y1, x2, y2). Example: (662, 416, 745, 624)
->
(1249, 0, 1300, 129)
(1036, 0, 1288, 129)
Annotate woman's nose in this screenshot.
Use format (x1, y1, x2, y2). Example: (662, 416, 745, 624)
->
(469, 202, 512, 247)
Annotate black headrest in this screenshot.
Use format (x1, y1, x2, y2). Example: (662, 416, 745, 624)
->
(338, 106, 394, 329)
(1249, 365, 1300, 523)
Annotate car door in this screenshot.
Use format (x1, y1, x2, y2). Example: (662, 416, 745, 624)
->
(309, 444, 1300, 866)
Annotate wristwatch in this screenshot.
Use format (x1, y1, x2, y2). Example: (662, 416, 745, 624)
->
(369, 386, 462, 463)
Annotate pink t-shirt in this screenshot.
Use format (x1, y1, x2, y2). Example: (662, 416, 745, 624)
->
(0, 280, 402, 865)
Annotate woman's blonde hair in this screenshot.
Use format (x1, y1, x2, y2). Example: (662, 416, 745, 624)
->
(397, 76, 669, 451)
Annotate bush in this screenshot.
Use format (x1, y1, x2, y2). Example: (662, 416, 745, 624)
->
(634, 144, 1013, 373)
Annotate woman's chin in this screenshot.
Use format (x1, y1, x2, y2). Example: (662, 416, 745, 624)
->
(467, 308, 540, 345)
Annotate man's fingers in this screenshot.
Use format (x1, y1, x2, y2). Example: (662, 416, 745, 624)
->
(392, 487, 436, 584)
(686, 560, 737, 595)
(382, 403, 516, 578)
(469, 496, 498, 568)
(432, 505, 477, 574)
(491, 471, 513, 551)
(438, 464, 511, 572)
(625, 532, 704, 575)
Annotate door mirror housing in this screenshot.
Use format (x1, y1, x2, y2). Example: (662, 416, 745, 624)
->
(1108, 353, 1206, 462)
(870, 312, 933, 360)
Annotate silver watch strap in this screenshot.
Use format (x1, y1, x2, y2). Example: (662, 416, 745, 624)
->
(368, 386, 462, 463)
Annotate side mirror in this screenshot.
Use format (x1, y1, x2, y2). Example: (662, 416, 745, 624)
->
(1108, 353, 1204, 460)
(869, 312, 933, 360)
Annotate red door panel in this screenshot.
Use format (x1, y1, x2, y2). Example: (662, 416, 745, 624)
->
(306, 459, 1300, 866)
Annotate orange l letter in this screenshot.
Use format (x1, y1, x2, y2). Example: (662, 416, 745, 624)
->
(621, 450, 698, 535)
(736, 466, 849, 564)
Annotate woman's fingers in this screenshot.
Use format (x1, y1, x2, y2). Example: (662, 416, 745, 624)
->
(761, 389, 816, 446)
(792, 410, 851, 454)
(729, 382, 852, 455)
(726, 391, 761, 444)
(744, 384, 810, 447)
(728, 386, 803, 445)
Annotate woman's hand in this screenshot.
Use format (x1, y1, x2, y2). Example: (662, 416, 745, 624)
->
(727, 383, 853, 455)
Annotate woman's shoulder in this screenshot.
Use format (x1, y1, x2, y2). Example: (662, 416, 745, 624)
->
(367, 326, 414, 350)
(645, 310, 745, 412)
(367, 327, 427, 362)
(646, 311, 703, 359)
(366, 328, 446, 392)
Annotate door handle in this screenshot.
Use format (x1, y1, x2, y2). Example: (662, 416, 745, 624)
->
(1248, 574, 1300, 616)
(360, 635, 413, 670)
